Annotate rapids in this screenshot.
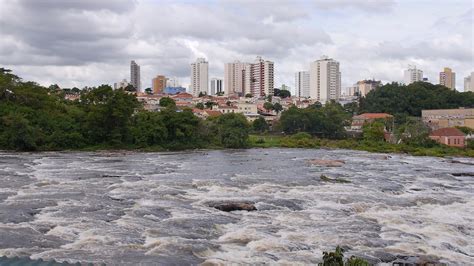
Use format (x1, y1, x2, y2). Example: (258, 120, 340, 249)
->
(0, 149, 472, 265)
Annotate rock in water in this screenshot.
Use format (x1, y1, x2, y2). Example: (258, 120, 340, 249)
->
(211, 202, 257, 212)
(308, 159, 345, 167)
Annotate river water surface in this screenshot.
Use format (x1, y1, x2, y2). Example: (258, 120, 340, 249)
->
(0, 149, 473, 265)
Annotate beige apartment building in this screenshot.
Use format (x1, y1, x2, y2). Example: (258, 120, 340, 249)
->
(439, 67, 456, 90)
(152, 75, 167, 94)
(422, 108, 474, 130)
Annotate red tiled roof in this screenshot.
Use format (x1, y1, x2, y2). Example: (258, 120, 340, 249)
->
(354, 113, 393, 119)
(430, 127, 465, 137)
(205, 110, 222, 117)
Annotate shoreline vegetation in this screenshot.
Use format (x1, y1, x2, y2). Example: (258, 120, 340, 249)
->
(1, 68, 473, 157)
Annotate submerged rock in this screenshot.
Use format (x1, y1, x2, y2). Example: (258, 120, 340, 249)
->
(210, 202, 257, 212)
(451, 172, 474, 177)
(308, 159, 345, 167)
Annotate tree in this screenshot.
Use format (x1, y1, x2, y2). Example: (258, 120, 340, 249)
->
(362, 120, 385, 142)
(396, 117, 434, 147)
(130, 111, 167, 146)
(252, 117, 269, 133)
(145, 88, 153, 95)
(196, 102, 205, 109)
(245, 93, 253, 98)
(273, 102, 283, 114)
(124, 84, 136, 92)
(205, 101, 217, 109)
(159, 97, 176, 108)
(198, 91, 207, 97)
(217, 113, 250, 148)
(263, 102, 274, 113)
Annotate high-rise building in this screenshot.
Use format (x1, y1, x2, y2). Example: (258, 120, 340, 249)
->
(465, 72, 474, 92)
(210, 78, 223, 95)
(250, 56, 274, 97)
(404, 66, 423, 84)
(130, 60, 141, 91)
(439, 67, 456, 90)
(295, 71, 310, 98)
(190, 58, 209, 96)
(309, 56, 341, 102)
(152, 75, 167, 94)
(224, 61, 248, 96)
(356, 79, 381, 97)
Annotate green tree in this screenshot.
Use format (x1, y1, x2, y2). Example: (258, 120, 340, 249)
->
(362, 120, 385, 142)
(245, 93, 253, 98)
(252, 117, 269, 133)
(205, 101, 217, 109)
(130, 111, 167, 146)
(217, 113, 250, 148)
(0, 114, 38, 151)
(263, 102, 274, 112)
(159, 97, 176, 108)
(124, 84, 136, 92)
(196, 102, 205, 109)
(273, 102, 283, 114)
(198, 91, 207, 97)
(145, 88, 153, 94)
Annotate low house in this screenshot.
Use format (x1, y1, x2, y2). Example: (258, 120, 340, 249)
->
(429, 127, 466, 147)
(351, 113, 394, 131)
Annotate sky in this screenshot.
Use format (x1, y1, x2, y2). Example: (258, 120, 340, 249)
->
(1, 0, 473, 93)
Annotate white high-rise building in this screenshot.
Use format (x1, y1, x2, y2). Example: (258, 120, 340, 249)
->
(210, 78, 223, 95)
(130, 60, 141, 91)
(309, 56, 341, 103)
(191, 58, 209, 96)
(404, 66, 423, 85)
(465, 72, 474, 92)
(295, 71, 310, 98)
(224, 57, 274, 97)
(250, 56, 274, 97)
(166, 77, 180, 87)
(224, 61, 248, 95)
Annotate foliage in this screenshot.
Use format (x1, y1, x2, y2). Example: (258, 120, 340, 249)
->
(216, 113, 250, 148)
(195, 102, 205, 109)
(274, 88, 291, 98)
(362, 121, 385, 142)
(205, 101, 217, 109)
(456, 126, 473, 135)
(319, 246, 369, 266)
(252, 117, 269, 133)
(245, 93, 253, 98)
(263, 102, 274, 112)
(145, 88, 152, 94)
(198, 91, 207, 97)
(395, 117, 435, 147)
(279, 101, 349, 139)
(359, 82, 474, 117)
(159, 97, 176, 107)
(273, 102, 283, 114)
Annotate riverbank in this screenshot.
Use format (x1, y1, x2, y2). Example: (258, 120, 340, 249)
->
(248, 134, 474, 158)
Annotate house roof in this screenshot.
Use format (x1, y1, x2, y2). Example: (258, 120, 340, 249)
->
(205, 110, 222, 117)
(353, 113, 393, 119)
(430, 127, 465, 137)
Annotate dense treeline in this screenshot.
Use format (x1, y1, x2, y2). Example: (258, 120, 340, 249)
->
(359, 81, 474, 118)
(0, 69, 249, 151)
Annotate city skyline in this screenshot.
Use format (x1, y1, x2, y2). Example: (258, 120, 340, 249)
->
(1, 0, 472, 92)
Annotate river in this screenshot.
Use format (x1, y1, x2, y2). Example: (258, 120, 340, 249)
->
(0, 149, 472, 265)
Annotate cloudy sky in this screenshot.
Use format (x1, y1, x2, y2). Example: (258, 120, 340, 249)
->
(1, 0, 473, 93)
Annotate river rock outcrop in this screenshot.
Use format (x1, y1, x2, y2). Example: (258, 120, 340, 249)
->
(308, 159, 345, 167)
(210, 202, 257, 212)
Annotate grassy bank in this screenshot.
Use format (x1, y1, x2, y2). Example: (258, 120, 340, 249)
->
(248, 134, 474, 158)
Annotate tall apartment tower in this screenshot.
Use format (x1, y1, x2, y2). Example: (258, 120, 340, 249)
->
(309, 56, 341, 102)
(250, 56, 274, 97)
(152, 75, 167, 94)
(130, 60, 141, 91)
(295, 71, 310, 98)
(224, 61, 248, 95)
(210, 78, 223, 95)
(464, 72, 474, 92)
(404, 66, 423, 84)
(439, 67, 456, 90)
(190, 58, 209, 96)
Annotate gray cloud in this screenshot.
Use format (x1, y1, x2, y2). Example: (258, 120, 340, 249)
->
(0, 0, 472, 91)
